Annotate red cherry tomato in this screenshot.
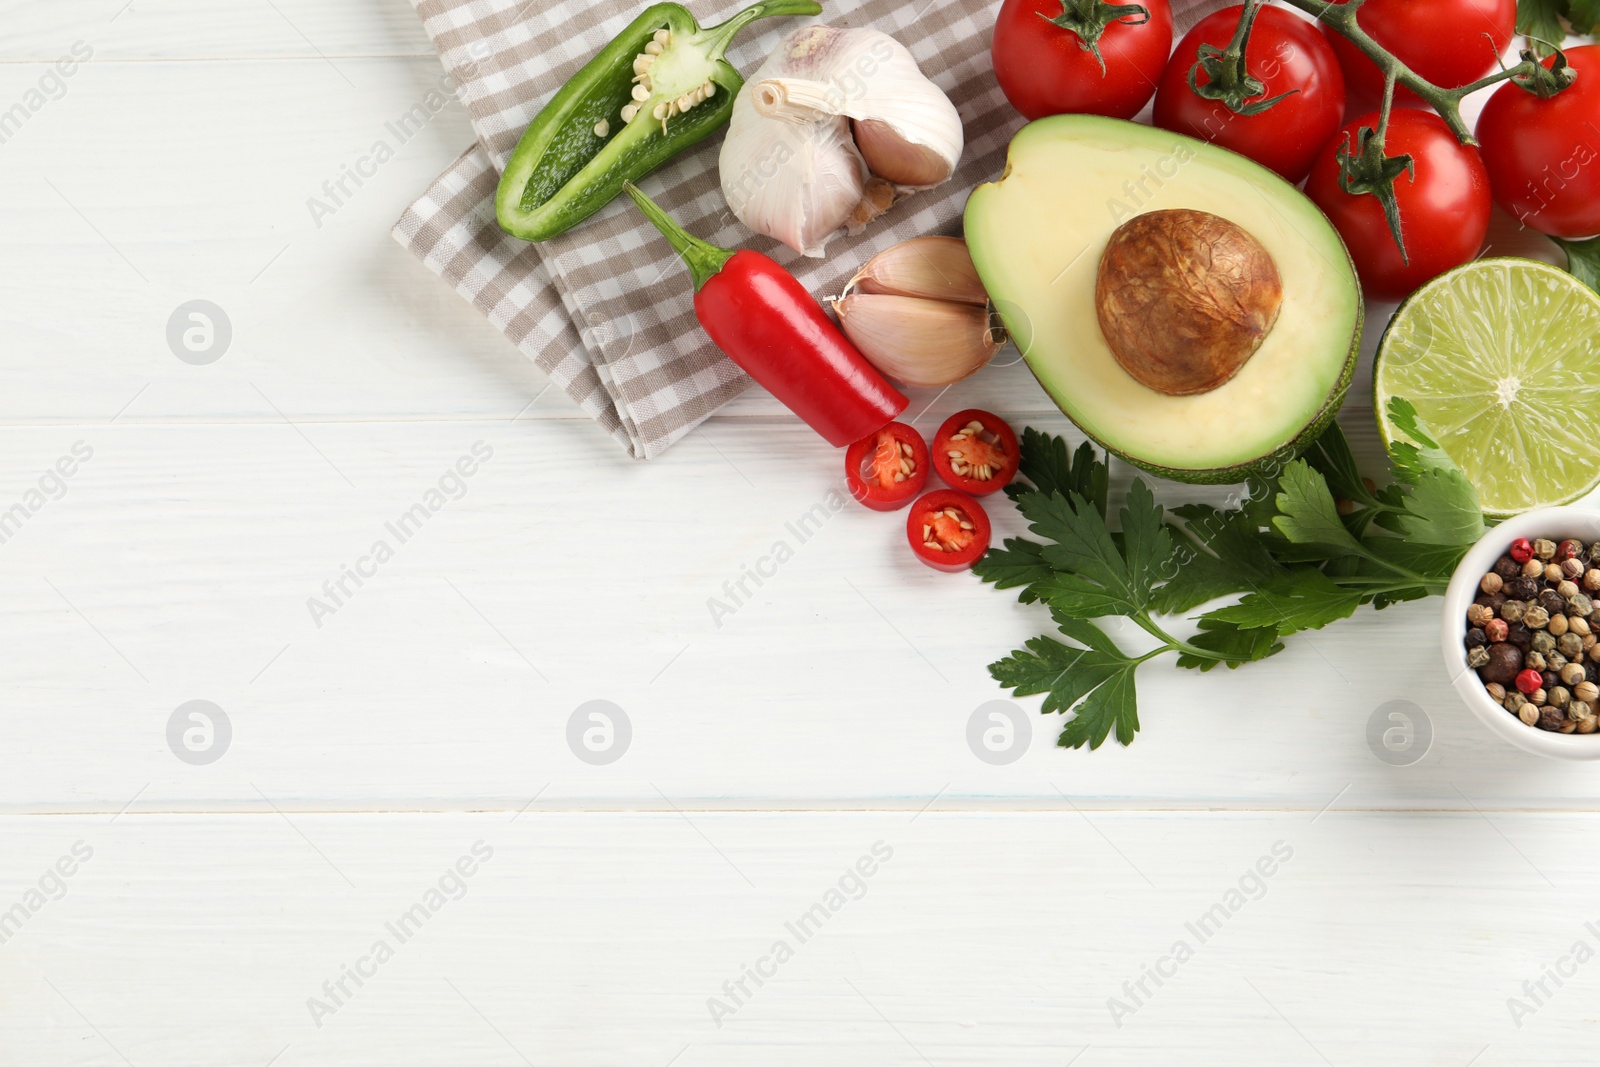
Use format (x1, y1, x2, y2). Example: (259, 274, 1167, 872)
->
(1153, 6, 1344, 184)
(1476, 46, 1600, 240)
(1305, 109, 1491, 301)
(908, 490, 991, 572)
(992, 0, 1174, 120)
(931, 409, 1019, 497)
(844, 423, 929, 512)
(1322, 0, 1516, 107)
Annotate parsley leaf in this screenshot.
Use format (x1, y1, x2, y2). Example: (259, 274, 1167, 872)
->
(980, 416, 1483, 751)
(1120, 478, 1176, 604)
(1175, 620, 1284, 671)
(1057, 665, 1140, 750)
(1019, 491, 1138, 606)
(1557, 235, 1600, 297)
(1384, 397, 1485, 548)
(1518, 0, 1569, 53)
(971, 537, 1053, 602)
(987, 634, 1132, 722)
(1035, 571, 1143, 618)
(1006, 431, 1108, 515)
(1273, 460, 1366, 555)
(1156, 504, 1285, 614)
(1202, 569, 1365, 636)
(1571, 0, 1600, 33)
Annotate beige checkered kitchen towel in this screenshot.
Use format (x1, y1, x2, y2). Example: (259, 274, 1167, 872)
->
(393, 0, 1231, 458)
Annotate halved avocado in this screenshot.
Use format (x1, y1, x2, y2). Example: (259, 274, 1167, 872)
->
(964, 115, 1362, 485)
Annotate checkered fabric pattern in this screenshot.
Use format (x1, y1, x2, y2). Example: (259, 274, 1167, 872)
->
(393, 0, 1231, 459)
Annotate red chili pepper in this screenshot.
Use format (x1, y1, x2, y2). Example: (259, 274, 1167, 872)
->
(845, 422, 929, 511)
(931, 409, 1019, 497)
(907, 490, 991, 572)
(624, 183, 907, 447)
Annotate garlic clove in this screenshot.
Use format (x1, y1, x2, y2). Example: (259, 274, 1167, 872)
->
(851, 118, 955, 187)
(846, 236, 989, 307)
(831, 293, 1000, 388)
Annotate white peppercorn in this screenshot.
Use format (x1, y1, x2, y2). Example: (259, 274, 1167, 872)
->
(1576, 681, 1599, 704)
(1521, 703, 1541, 726)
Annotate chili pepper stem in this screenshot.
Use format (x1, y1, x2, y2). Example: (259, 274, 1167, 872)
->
(622, 181, 736, 292)
(695, 0, 822, 62)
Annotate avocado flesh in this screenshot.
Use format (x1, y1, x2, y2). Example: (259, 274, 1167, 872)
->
(965, 115, 1362, 482)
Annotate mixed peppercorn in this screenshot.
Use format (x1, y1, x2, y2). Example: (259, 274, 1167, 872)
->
(1468, 537, 1600, 734)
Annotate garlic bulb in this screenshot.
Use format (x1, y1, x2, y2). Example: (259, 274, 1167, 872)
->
(832, 237, 1001, 388)
(719, 25, 964, 257)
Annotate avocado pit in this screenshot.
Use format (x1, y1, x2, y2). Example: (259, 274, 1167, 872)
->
(1094, 208, 1283, 397)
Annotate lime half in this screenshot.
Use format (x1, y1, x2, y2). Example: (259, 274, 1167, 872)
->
(1374, 257, 1600, 518)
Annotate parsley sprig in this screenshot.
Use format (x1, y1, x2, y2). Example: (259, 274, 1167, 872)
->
(977, 399, 1485, 750)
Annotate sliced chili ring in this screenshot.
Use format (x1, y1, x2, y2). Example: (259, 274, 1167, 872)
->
(845, 422, 929, 511)
(931, 409, 1019, 497)
(907, 490, 991, 572)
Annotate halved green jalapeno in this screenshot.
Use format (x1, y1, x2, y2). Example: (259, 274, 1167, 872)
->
(495, 0, 820, 242)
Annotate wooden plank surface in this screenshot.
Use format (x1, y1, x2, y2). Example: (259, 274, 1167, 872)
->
(1, 0, 1594, 1062)
(0, 811, 1595, 1067)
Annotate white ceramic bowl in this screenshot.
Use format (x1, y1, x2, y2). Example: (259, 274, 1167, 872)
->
(1443, 506, 1600, 760)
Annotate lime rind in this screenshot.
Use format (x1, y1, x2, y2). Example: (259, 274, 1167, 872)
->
(1375, 258, 1600, 518)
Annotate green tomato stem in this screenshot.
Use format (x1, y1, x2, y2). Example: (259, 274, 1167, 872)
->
(1277, 0, 1565, 145)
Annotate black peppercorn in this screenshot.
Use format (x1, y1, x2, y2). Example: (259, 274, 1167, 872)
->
(1543, 669, 1561, 690)
(1466, 628, 1488, 649)
(1509, 577, 1540, 600)
(1540, 589, 1568, 616)
(1494, 555, 1521, 579)
(1587, 661, 1598, 685)
(1480, 642, 1523, 685)
(1507, 621, 1534, 650)
(1539, 706, 1567, 731)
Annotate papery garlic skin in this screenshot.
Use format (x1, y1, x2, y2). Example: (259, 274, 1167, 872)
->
(719, 25, 964, 257)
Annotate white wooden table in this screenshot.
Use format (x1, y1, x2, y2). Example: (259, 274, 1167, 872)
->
(1, 3, 1594, 1063)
